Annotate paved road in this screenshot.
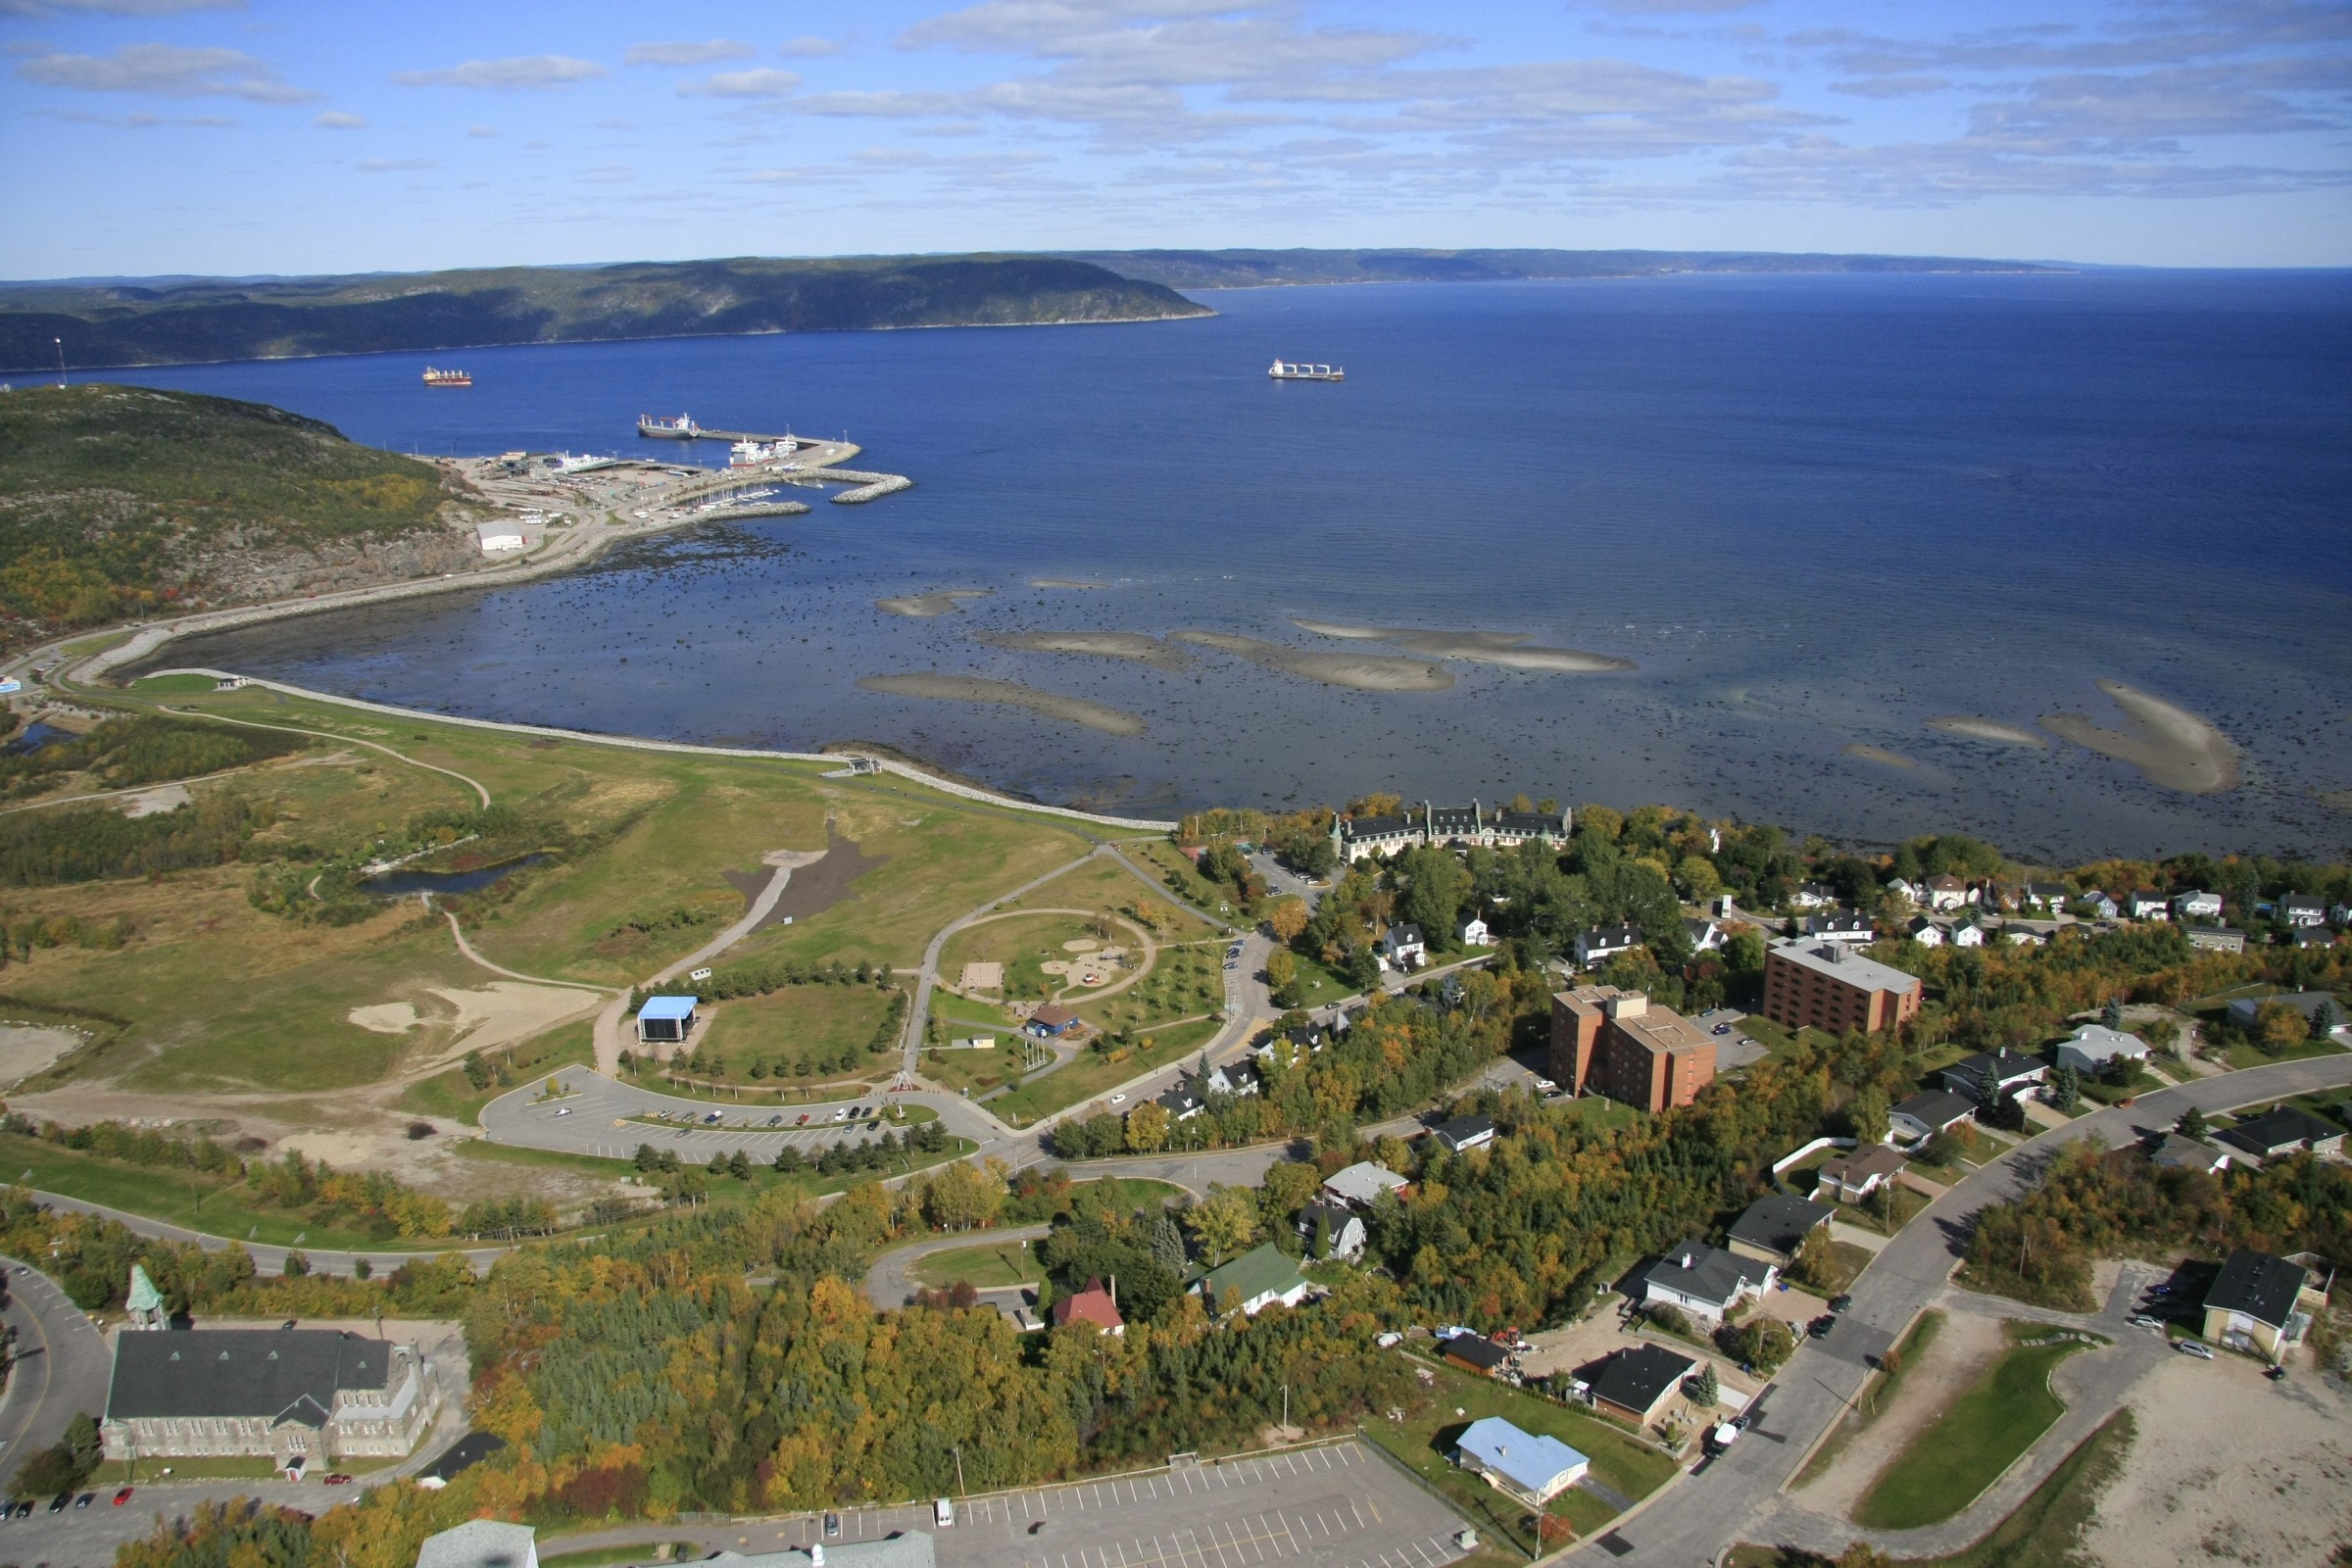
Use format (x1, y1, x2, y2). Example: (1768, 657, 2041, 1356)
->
(867, 1224, 1056, 1308)
(534, 1439, 1470, 1568)
(0, 1256, 113, 1490)
(1563, 1052, 2352, 1566)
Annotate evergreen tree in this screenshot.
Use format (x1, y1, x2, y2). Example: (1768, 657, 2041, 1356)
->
(2047, 1064, 2082, 1113)
(1691, 1362, 1719, 1408)
(2100, 996, 2124, 1031)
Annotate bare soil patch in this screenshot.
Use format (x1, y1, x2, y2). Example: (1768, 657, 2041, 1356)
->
(1798, 1308, 2007, 1519)
(0, 1023, 86, 1087)
(2081, 1355, 2352, 1567)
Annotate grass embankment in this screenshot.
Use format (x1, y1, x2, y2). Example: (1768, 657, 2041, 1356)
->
(692, 982, 903, 1081)
(1794, 1311, 1942, 1489)
(1736, 1411, 2135, 1568)
(0, 1132, 421, 1252)
(1364, 1354, 1676, 1555)
(911, 1236, 1043, 1289)
(1853, 1325, 2090, 1530)
(457, 1130, 978, 1209)
(400, 1020, 594, 1123)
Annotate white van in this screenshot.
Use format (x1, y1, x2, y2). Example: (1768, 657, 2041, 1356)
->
(934, 1498, 955, 1529)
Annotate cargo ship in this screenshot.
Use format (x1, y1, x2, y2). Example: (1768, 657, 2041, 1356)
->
(639, 413, 702, 439)
(1269, 359, 1344, 381)
(421, 368, 472, 387)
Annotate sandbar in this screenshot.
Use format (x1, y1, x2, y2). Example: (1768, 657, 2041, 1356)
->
(2038, 679, 2240, 794)
(1029, 578, 1107, 590)
(1172, 632, 1454, 692)
(978, 630, 1188, 670)
(1290, 617, 1635, 672)
(1841, 743, 1920, 770)
(876, 589, 993, 617)
(858, 673, 1147, 736)
(1925, 716, 2051, 749)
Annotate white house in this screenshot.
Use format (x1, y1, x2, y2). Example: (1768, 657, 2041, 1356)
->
(1434, 1113, 1495, 1153)
(1924, 875, 1976, 911)
(1380, 923, 1428, 970)
(2174, 889, 2224, 921)
(1685, 916, 1725, 953)
(1298, 1200, 1367, 1260)
(2055, 1023, 2150, 1075)
(1454, 1417, 1589, 1508)
(2278, 895, 2328, 928)
(1907, 916, 1944, 947)
(1886, 879, 1927, 907)
(1947, 921, 1986, 948)
(1890, 1089, 1977, 1144)
(2125, 890, 2170, 921)
(1458, 915, 1494, 948)
(2080, 891, 2120, 919)
(1634, 1240, 1774, 1322)
(1804, 911, 1877, 946)
(1788, 882, 1836, 910)
(1574, 923, 1642, 969)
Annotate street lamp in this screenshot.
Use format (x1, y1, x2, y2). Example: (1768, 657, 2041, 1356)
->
(951, 1444, 965, 1497)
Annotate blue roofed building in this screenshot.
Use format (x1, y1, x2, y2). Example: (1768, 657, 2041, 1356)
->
(636, 994, 699, 1045)
(1454, 1415, 1589, 1505)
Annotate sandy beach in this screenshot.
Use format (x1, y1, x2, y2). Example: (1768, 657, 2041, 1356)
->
(857, 673, 1148, 735)
(2039, 679, 2241, 793)
(1927, 715, 2052, 748)
(1172, 631, 1454, 691)
(876, 589, 994, 617)
(1292, 617, 1636, 672)
(978, 630, 1189, 669)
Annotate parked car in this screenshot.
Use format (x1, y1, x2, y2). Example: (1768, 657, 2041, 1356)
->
(114, 1488, 133, 1506)
(47, 1495, 68, 1513)
(1712, 1023, 1732, 1035)
(2175, 1341, 2215, 1360)
(554, 1107, 569, 1117)
(2266, 1364, 2288, 1382)
(796, 1113, 810, 1125)
(702, 1111, 722, 1125)
(2131, 1313, 2163, 1329)
(0, 1498, 16, 1521)
(823, 1512, 841, 1540)
(1828, 1295, 1853, 1314)
(1808, 1316, 1835, 1340)
(323, 1474, 354, 1486)
(74, 1494, 92, 1509)
(1109, 1093, 1126, 1104)
(766, 1114, 783, 1126)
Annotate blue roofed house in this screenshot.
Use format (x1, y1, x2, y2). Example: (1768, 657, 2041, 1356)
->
(636, 995, 698, 1045)
(1454, 1416, 1589, 1507)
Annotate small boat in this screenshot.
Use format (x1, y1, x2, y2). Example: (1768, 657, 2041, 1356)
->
(422, 368, 472, 387)
(639, 413, 702, 439)
(1269, 359, 1344, 381)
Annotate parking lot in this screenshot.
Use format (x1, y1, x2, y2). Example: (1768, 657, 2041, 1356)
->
(480, 1066, 930, 1163)
(730, 1442, 1473, 1568)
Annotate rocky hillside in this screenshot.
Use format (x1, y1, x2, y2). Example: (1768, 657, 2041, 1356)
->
(0, 382, 474, 641)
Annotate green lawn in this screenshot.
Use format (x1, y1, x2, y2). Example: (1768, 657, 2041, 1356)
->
(399, 1020, 595, 1123)
(1794, 1310, 1942, 1489)
(2221, 1034, 2349, 1070)
(1364, 1354, 1677, 1556)
(941, 911, 1121, 1004)
(695, 982, 903, 1080)
(1853, 1327, 2089, 1529)
(1551, 1097, 1644, 1134)
(985, 1015, 1225, 1126)
(910, 1236, 1043, 1288)
(0, 1132, 422, 1252)
(1131, 841, 1253, 924)
(1836, 1183, 1933, 1238)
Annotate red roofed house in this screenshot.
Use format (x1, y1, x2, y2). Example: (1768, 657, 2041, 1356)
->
(1051, 1278, 1124, 1336)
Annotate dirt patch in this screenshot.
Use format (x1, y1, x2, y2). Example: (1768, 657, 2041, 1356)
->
(418, 982, 598, 1060)
(761, 824, 885, 930)
(0, 1023, 86, 1087)
(2082, 1355, 2352, 1567)
(349, 1003, 421, 1034)
(1799, 1309, 2009, 1518)
(959, 962, 1004, 991)
(120, 782, 192, 817)
(876, 589, 992, 617)
(978, 630, 1189, 669)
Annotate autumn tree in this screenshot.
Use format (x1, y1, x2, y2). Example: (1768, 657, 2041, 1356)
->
(1268, 899, 1311, 945)
(1124, 1101, 1170, 1152)
(1185, 1186, 1259, 1264)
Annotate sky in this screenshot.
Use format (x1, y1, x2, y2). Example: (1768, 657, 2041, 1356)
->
(3, 0, 2348, 280)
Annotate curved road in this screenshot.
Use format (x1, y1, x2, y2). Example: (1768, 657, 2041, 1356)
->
(0, 1253, 112, 1477)
(1565, 1052, 2352, 1567)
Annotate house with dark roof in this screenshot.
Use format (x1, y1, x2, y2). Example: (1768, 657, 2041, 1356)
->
(2124, 890, 2169, 920)
(2278, 895, 2328, 928)
(103, 1329, 440, 1467)
(1434, 1112, 1495, 1153)
(1298, 1200, 1366, 1260)
(2148, 1133, 2230, 1175)
(1816, 1143, 1907, 1204)
(1574, 924, 1642, 970)
(2201, 1249, 2331, 1362)
(1802, 911, 1876, 946)
(2216, 1106, 2344, 1161)
(1027, 1004, 1081, 1038)
(1889, 1089, 1977, 1144)
(1939, 1049, 2047, 1102)
(1728, 1195, 1835, 1266)
(1154, 1084, 1204, 1121)
(1444, 1333, 1512, 1378)
(1633, 1239, 1774, 1322)
(1584, 1343, 1698, 1426)
(2225, 992, 2340, 1034)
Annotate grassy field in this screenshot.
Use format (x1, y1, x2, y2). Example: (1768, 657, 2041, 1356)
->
(0, 1131, 429, 1251)
(458, 1128, 977, 1208)
(1740, 1410, 2134, 1568)
(1853, 1325, 2089, 1530)
(910, 1236, 1045, 1288)
(1129, 840, 1251, 923)
(696, 983, 902, 1079)
(1077, 941, 1226, 1035)
(2220, 1034, 2350, 1070)
(1794, 1310, 1942, 1489)
(399, 1020, 595, 1123)
(985, 1015, 1224, 1126)
(1365, 1353, 1678, 1555)
(941, 911, 1125, 1003)
(1006, 855, 1220, 940)
(1836, 1183, 1933, 1238)
(1552, 1096, 1645, 1134)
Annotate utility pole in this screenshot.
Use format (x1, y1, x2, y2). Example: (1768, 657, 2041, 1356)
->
(951, 1444, 965, 1497)
(54, 338, 65, 388)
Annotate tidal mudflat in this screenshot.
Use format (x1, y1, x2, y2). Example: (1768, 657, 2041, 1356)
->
(1170, 631, 1455, 691)
(856, 673, 1147, 736)
(1292, 618, 1637, 673)
(2039, 680, 2241, 795)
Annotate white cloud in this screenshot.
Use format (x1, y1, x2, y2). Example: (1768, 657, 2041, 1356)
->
(679, 67, 802, 99)
(623, 39, 755, 68)
(28, 105, 234, 126)
(1829, 75, 1952, 99)
(466, 123, 499, 136)
(313, 109, 366, 128)
(392, 56, 608, 91)
(14, 42, 313, 102)
(779, 35, 844, 58)
(357, 157, 438, 172)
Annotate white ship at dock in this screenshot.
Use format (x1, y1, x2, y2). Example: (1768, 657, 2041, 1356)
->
(729, 435, 800, 466)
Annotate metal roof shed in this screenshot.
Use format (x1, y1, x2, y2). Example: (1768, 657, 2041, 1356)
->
(637, 994, 699, 1043)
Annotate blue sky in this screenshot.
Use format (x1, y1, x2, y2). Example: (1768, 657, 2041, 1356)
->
(4, 0, 2348, 279)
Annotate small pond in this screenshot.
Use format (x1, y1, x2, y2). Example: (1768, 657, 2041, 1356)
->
(363, 853, 550, 898)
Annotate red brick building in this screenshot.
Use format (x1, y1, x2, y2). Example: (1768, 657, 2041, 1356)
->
(1761, 940, 1922, 1036)
(1549, 986, 1717, 1113)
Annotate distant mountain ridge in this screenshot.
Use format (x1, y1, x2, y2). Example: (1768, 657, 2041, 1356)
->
(1052, 247, 2068, 289)
(0, 255, 1210, 372)
(0, 247, 2062, 371)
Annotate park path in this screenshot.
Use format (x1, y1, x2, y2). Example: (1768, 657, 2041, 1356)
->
(159, 703, 493, 807)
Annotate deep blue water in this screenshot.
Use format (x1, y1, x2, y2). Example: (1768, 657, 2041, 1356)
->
(362, 854, 549, 898)
(108, 271, 2352, 859)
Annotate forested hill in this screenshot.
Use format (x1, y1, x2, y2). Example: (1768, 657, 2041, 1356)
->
(0, 382, 467, 635)
(1054, 247, 2068, 289)
(0, 256, 1211, 371)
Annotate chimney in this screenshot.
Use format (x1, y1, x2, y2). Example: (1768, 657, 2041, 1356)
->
(1109, 1275, 1117, 1307)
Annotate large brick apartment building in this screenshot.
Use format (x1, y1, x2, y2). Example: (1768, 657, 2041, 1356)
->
(1762, 939, 1923, 1035)
(1550, 986, 1717, 1112)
